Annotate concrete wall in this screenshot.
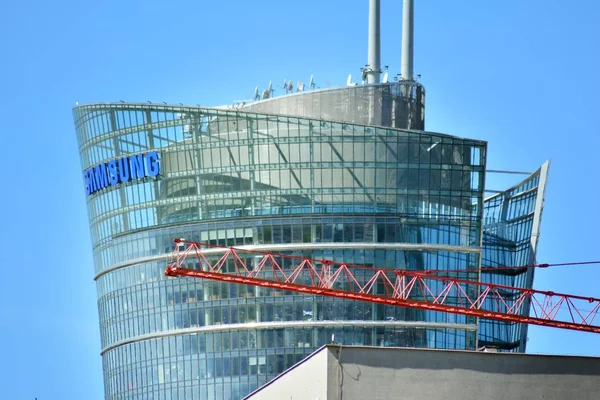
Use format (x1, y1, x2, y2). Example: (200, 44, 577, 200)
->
(243, 83, 425, 130)
(248, 346, 600, 400)
(247, 347, 328, 400)
(327, 346, 600, 400)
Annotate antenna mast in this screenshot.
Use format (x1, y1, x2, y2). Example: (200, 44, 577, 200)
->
(401, 0, 414, 80)
(366, 0, 381, 84)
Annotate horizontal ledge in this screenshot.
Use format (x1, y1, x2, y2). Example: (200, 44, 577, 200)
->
(486, 169, 532, 175)
(95, 242, 481, 280)
(100, 320, 478, 355)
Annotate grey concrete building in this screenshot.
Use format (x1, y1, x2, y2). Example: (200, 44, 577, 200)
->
(246, 345, 600, 400)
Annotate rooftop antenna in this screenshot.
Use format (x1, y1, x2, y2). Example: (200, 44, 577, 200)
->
(366, 0, 381, 84)
(401, 0, 414, 81)
(382, 71, 389, 83)
(346, 74, 356, 86)
(361, 65, 369, 82)
(309, 75, 316, 90)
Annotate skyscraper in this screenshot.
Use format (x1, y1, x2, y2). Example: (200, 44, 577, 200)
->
(73, 1, 548, 398)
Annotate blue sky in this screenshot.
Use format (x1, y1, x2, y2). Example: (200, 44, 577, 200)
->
(1, 0, 599, 398)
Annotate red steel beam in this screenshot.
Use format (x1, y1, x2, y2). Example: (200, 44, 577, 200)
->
(165, 240, 600, 334)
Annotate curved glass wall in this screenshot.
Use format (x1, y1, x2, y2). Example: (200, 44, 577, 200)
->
(74, 103, 486, 400)
(479, 162, 549, 351)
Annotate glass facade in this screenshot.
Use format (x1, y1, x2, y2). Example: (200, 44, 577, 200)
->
(479, 163, 549, 351)
(74, 101, 546, 400)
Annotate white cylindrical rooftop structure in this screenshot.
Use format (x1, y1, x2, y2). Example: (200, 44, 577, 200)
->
(367, 0, 381, 84)
(401, 0, 414, 81)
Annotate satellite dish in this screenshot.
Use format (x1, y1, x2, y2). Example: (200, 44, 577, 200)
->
(297, 82, 305, 92)
(254, 87, 260, 100)
(382, 72, 389, 83)
(309, 75, 315, 90)
(346, 74, 354, 86)
(288, 80, 294, 92)
(262, 89, 270, 99)
(268, 81, 273, 96)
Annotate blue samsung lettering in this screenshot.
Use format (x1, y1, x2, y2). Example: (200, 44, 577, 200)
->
(84, 170, 93, 195)
(145, 151, 160, 177)
(90, 169, 97, 193)
(94, 163, 108, 190)
(129, 154, 145, 179)
(86, 169, 94, 193)
(118, 158, 130, 183)
(107, 160, 119, 185)
(84, 152, 161, 196)
(92, 166, 101, 191)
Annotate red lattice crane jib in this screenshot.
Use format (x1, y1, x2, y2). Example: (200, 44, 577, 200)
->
(165, 239, 600, 334)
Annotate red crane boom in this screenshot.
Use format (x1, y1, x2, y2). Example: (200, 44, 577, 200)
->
(165, 239, 600, 334)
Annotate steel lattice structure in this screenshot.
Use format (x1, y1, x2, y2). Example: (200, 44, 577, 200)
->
(165, 239, 600, 334)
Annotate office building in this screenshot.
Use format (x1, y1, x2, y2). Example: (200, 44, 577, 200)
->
(73, 1, 548, 398)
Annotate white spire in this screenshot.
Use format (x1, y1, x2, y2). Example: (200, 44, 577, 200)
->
(401, 0, 414, 81)
(367, 0, 381, 84)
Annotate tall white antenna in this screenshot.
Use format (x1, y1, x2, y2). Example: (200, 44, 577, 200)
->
(367, 0, 381, 84)
(401, 0, 414, 81)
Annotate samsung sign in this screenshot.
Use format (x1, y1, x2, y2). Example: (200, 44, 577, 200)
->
(84, 151, 161, 196)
